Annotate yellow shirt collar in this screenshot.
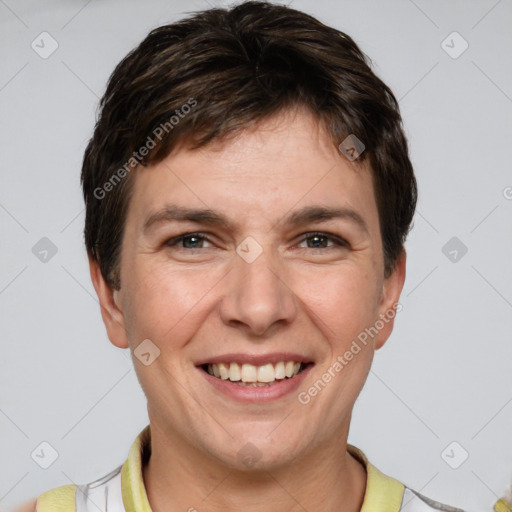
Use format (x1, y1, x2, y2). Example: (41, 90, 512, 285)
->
(121, 424, 405, 512)
(347, 444, 405, 512)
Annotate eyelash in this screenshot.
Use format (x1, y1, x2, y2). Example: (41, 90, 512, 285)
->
(164, 231, 349, 251)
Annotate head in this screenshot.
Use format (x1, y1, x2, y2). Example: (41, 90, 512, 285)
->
(84, 1, 416, 470)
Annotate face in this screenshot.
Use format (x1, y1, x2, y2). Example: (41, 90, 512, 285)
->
(92, 107, 405, 471)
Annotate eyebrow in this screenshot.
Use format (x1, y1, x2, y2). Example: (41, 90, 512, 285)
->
(143, 204, 369, 235)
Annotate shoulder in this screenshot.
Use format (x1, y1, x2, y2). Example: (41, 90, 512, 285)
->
(16, 426, 145, 512)
(347, 444, 467, 512)
(13, 498, 38, 512)
(402, 487, 467, 512)
(31, 484, 77, 512)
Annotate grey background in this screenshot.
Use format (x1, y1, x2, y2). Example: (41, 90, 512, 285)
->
(1, 0, 511, 511)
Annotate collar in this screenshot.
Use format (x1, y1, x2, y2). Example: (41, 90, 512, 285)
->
(347, 444, 405, 512)
(121, 425, 405, 512)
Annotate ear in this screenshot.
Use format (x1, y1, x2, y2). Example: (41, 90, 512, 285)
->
(88, 256, 129, 349)
(373, 249, 406, 350)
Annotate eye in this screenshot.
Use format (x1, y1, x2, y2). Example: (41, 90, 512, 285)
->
(164, 232, 213, 250)
(296, 231, 349, 250)
(163, 231, 349, 252)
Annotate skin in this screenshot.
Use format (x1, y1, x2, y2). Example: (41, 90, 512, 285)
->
(14, 500, 36, 512)
(87, 106, 406, 512)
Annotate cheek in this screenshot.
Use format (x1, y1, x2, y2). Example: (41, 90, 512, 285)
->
(121, 258, 225, 350)
(297, 266, 380, 342)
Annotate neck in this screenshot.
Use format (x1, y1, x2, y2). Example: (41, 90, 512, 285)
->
(142, 424, 367, 512)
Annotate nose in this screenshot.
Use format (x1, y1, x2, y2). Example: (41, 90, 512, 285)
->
(219, 244, 297, 337)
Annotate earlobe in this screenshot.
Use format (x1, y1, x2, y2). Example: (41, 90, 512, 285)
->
(88, 256, 130, 349)
(374, 250, 407, 350)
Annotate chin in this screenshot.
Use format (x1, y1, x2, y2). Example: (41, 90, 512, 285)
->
(208, 430, 306, 472)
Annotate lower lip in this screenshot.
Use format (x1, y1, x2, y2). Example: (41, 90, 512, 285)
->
(198, 365, 313, 403)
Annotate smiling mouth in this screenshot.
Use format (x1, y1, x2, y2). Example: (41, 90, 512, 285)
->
(200, 361, 313, 387)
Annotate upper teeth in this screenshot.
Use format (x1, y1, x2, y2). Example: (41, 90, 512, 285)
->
(207, 361, 302, 383)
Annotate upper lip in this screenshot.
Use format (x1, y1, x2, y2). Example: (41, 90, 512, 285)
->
(195, 352, 314, 367)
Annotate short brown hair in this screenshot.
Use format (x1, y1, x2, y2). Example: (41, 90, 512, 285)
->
(81, 0, 417, 290)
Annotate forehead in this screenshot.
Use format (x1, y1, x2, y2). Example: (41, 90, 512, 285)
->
(125, 108, 379, 237)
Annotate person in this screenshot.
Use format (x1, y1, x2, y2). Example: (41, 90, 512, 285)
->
(17, 1, 471, 510)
